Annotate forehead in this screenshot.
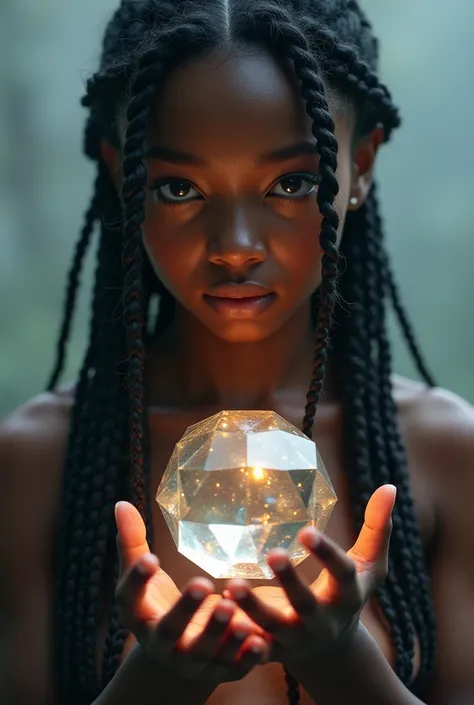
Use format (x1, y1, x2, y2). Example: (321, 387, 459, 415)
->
(144, 46, 354, 155)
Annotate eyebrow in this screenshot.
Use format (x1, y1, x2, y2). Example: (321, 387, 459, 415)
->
(259, 141, 319, 164)
(144, 140, 319, 166)
(144, 146, 205, 165)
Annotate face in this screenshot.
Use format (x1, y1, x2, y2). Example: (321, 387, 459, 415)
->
(105, 46, 380, 343)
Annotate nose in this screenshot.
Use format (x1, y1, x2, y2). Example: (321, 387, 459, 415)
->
(207, 204, 267, 270)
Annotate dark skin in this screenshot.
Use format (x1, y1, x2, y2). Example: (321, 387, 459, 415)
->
(1, 46, 473, 705)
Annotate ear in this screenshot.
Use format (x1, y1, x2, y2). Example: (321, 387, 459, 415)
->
(100, 139, 123, 195)
(347, 125, 384, 211)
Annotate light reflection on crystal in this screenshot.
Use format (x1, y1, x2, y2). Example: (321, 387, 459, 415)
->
(156, 411, 337, 579)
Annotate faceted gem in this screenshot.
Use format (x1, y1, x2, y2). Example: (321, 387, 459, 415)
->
(156, 410, 337, 579)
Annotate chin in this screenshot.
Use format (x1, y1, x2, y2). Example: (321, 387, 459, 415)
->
(205, 319, 283, 344)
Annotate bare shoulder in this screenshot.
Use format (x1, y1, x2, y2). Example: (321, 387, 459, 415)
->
(1, 383, 74, 437)
(393, 374, 474, 487)
(394, 373, 474, 430)
(0, 385, 75, 560)
(0, 388, 75, 705)
(1, 385, 74, 486)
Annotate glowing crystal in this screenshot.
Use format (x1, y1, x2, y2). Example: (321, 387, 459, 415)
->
(156, 411, 337, 579)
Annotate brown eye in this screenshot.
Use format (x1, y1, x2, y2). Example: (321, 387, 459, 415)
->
(151, 178, 202, 204)
(281, 177, 305, 194)
(170, 180, 191, 197)
(268, 173, 320, 200)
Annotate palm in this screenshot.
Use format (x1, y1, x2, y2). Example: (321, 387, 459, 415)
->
(136, 558, 264, 645)
(116, 501, 264, 647)
(224, 486, 397, 665)
(141, 565, 181, 616)
(252, 548, 369, 619)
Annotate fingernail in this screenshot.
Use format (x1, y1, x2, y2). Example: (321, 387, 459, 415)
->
(232, 588, 248, 600)
(234, 629, 249, 640)
(387, 484, 397, 511)
(137, 561, 151, 577)
(313, 537, 332, 560)
(189, 588, 206, 601)
(271, 555, 289, 572)
(302, 526, 320, 550)
(137, 554, 158, 576)
(215, 610, 231, 624)
(309, 535, 320, 550)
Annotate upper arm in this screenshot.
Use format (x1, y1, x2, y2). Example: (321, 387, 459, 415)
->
(0, 395, 68, 705)
(410, 390, 474, 705)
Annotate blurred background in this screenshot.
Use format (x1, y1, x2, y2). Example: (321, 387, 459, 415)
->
(0, 0, 473, 416)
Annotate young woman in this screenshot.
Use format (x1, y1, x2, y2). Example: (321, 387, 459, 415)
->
(1, 1, 473, 704)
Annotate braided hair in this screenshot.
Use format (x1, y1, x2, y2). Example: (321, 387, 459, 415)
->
(50, 1, 437, 703)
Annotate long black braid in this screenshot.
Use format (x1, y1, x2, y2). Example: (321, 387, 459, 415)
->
(50, 1, 437, 703)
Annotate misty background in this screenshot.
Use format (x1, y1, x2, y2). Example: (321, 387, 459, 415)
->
(0, 0, 473, 416)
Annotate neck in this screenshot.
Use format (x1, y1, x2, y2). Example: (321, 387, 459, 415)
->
(146, 302, 337, 411)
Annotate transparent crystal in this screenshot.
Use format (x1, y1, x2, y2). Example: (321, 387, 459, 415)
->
(156, 411, 337, 579)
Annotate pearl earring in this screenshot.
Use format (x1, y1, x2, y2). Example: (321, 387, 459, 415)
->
(350, 196, 358, 206)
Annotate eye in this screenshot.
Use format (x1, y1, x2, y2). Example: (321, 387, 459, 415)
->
(150, 178, 202, 205)
(268, 173, 320, 200)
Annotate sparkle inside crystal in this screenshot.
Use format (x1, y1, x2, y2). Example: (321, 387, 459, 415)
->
(156, 410, 337, 579)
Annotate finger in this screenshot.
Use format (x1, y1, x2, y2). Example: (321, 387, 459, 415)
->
(214, 623, 251, 665)
(225, 580, 284, 635)
(266, 549, 318, 622)
(298, 528, 359, 602)
(115, 501, 151, 574)
(155, 578, 214, 649)
(235, 634, 269, 670)
(350, 484, 396, 565)
(211, 630, 269, 683)
(188, 599, 237, 661)
(115, 553, 160, 626)
(221, 592, 267, 637)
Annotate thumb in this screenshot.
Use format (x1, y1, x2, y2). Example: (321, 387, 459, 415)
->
(350, 484, 396, 566)
(115, 501, 151, 573)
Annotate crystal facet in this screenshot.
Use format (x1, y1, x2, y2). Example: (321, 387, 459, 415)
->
(156, 411, 337, 579)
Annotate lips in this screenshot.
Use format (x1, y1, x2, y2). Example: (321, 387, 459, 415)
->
(203, 283, 276, 318)
(205, 282, 273, 300)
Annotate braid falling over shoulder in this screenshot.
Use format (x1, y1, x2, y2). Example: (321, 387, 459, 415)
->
(49, 1, 438, 703)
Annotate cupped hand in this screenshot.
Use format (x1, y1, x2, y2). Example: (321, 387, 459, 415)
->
(225, 485, 397, 666)
(114, 501, 269, 685)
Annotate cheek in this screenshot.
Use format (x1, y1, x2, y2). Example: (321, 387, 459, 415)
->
(272, 215, 324, 297)
(141, 228, 187, 295)
(281, 183, 349, 295)
(140, 210, 201, 290)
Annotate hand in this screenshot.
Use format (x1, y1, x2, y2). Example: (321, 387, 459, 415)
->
(114, 501, 269, 686)
(225, 484, 397, 667)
